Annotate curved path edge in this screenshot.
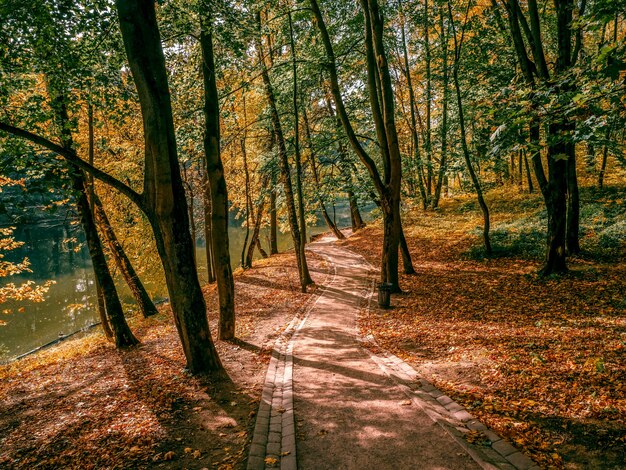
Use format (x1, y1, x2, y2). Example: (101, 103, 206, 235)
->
(246, 254, 337, 470)
(342, 244, 539, 470)
(247, 234, 539, 470)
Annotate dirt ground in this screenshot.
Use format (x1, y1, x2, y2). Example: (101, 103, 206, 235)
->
(342, 212, 626, 469)
(0, 251, 329, 470)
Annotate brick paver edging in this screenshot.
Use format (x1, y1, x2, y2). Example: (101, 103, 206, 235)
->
(246, 259, 338, 470)
(344, 245, 540, 470)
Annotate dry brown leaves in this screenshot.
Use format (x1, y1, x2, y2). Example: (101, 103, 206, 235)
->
(347, 206, 625, 469)
(0, 251, 328, 469)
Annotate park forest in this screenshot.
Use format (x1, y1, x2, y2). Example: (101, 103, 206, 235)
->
(0, 0, 625, 469)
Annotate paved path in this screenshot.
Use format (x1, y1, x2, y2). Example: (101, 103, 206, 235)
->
(248, 234, 537, 470)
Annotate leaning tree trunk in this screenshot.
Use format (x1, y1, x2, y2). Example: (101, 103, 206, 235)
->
(94, 277, 113, 339)
(202, 165, 216, 284)
(399, 0, 428, 208)
(245, 196, 267, 268)
(365, 0, 410, 291)
(87, 102, 113, 340)
(200, 13, 236, 340)
(47, 78, 138, 347)
(73, 169, 139, 347)
(448, 0, 492, 255)
(241, 138, 252, 269)
(424, 0, 433, 203)
(269, 180, 279, 254)
(256, 13, 311, 292)
(399, 223, 415, 274)
(432, 7, 450, 210)
(288, 10, 313, 286)
(93, 193, 158, 317)
(302, 106, 345, 240)
(117, 0, 222, 373)
(523, 149, 534, 193)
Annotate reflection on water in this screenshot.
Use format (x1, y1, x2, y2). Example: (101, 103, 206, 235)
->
(0, 203, 372, 361)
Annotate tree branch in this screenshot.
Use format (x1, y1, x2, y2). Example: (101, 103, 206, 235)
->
(0, 122, 146, 212)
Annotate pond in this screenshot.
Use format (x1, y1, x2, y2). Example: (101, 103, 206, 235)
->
(0, 202, 374, 361)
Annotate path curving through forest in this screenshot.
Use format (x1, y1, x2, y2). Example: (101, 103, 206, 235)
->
(248, 233, 537, 470)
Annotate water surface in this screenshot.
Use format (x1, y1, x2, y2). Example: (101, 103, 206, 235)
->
(0, 203, 371, 360)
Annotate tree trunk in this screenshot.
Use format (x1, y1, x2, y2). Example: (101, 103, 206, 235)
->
(542, 143, 568, 275)
(203, 170, 216, 283)
(256, 13, 311, 292)
(448, 0, 492, 255)
(200, 12, 236, 340)
(517, 150, 523, 189)
(241, 138, 252, 269)
(349, 194, 366, 230)
(310, 0, 407, 292)
(269, 181, 278, 254)
(501, 0, 570, 275)
(302, 106, 345, 240)
(399, 225, 415, 274)
(424, 0, 433, 201)
(364, 0, 407, 291)
(399, 0, 428, 208)
(73, 169, 139, 347)
(432, 7, 449, 209)
(598, 126, 611, 188)
(94, 277, 113, 340)
(93, 193, 158, 317)
(245, 196, 266, 268)
(117, 0, 222, 373)
(87, 101, 113, 340)
(523, 149, 534, 193)
(288, 10, 313, 286)
(566, 144, 580, 254)
(182, 164, 198, 266)
(47, 78, 137, 347)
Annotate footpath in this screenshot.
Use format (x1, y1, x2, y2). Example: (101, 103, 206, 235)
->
(247, 234, 537, 470)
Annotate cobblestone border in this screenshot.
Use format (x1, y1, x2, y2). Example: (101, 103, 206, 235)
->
(348, 246, 540, 470)
(247, 254, 338, 470)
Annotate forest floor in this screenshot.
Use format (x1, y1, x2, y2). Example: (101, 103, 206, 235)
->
(0, 251, 330, 469)
(342, 185, 626, 469)
(1, 184, 624, 470)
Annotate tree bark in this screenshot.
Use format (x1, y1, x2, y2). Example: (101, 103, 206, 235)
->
(203, 166, 216, 283)
(93, 194, 158, 317)
(399, 225, 415, 274)
(200, 11, 236, 340)
(288, 10, 313, 286)
(256, 12, 311, 292)
(310, 0, 408, 292)
(87, 102, 113, 340)
(523, 149, 534, 193)
(424, 0, 433, 201)
(598, 126, 611, 189)
(349, 193, 366, 231)
(399, 0, 428, 208)
(269, 180, 279, 254)
(94, 277, 113, 340)
(245, 196, 266, 268)
(74, 169, 140, 347)
(47, 79, 137, 347)
(302, 106, 345, 240)
(448, 0, 492, 255)
(566, 144, 580, 254)
(117, 0, 222, 372)
(241, 137, 252, 269)
(432, 7, 449, 209)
